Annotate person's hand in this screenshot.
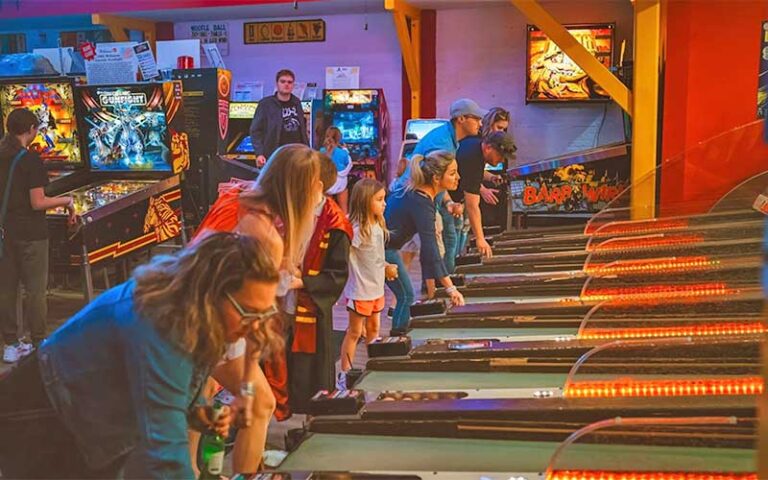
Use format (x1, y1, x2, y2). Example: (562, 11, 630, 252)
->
(65, 198, 78, 226)
(449, 289, 465, 307)
(480, 185, 500, 205)
(384, 263, 399, 281)
(191, 405, 232, 437)
(449, 202, 464, 217)
(289, 275, 303, 290)
(476, 238, 493, 259)
(256, 155, 267, 167)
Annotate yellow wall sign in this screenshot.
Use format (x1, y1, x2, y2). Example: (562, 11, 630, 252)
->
(244, 19, 325, 44)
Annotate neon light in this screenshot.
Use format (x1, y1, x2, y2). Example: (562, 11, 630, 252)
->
(564, 377, 764, 398)
(583, 256, 719, 276)
(586, 218, 689, 236)
(587, 234, 705, 253)
(549, 470, 757, 480)
(579, 322, 767, 340)
(579, 283, 736, 303)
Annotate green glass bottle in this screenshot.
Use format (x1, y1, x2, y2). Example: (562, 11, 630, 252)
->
(198, 402, 226, 480)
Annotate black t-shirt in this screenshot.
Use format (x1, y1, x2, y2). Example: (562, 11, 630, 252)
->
(279, 99, 303, 146)
(449, 135, 485, 203)
(0, 149, 49, 240)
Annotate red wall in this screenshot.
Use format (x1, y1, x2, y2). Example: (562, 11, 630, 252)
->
(0, 0, 306, 19)
(660, 0, 768, 214)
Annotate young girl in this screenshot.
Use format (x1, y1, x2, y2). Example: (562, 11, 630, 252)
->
(337, 179, 397, 389)
(385, 151, 465, 335)
(320, 126, 353, 213)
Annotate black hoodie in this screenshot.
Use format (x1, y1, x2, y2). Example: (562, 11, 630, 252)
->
(248, 94, 309, 158)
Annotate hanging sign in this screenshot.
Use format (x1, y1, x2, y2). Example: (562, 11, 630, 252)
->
(244, 19, 325, 44)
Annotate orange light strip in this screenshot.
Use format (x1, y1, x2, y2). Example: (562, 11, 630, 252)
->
(563, 377, 764, 398)
(578, 283, 735, 303)
(586, 218, 689, 236)
(587, 234, 705, 253)
(579, 322, 767, 340)
(549, 470, 757, 480)
(583, 256, 719, 276)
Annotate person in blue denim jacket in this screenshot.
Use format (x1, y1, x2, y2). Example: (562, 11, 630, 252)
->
(0, 232, 282, 479)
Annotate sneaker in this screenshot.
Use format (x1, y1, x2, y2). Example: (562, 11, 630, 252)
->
(16, 340, 34, 358)
(335, 371, 348, 391)
(3, 344, 19, 364)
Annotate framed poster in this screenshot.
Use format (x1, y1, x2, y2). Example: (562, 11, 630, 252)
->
(244, 19, 325, 44)
(526, 23, 615, 102)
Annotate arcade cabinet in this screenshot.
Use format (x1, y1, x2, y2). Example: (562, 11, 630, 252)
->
(400, 118, 449, 160)
(225, 100, 258, 162)
(320, 89, 389, 182)
(172, 68, 259, 227)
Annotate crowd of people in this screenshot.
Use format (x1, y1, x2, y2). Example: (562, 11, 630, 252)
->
(0, 68, 516, 478)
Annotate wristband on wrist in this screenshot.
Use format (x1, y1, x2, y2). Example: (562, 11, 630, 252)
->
(240, 381, 255, 397)
(445, 286, 458, 295)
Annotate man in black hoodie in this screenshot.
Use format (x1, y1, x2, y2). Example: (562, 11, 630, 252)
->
(249, 69, 309, 166)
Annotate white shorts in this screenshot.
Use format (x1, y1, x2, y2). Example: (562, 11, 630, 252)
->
(218, 338, 246, 366)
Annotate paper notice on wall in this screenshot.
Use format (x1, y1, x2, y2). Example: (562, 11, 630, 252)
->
(233, 81, 264, 101)
(202, 43, 226, 69)
(133, 41, 159, 80)
(85, 43, 138, 85)
(325, 66, 360, 89)
(189, 22, 229, 56)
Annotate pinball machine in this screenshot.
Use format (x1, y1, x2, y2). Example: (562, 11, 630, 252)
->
(46, 81, 188, 300)
(0, 77, 85, 195)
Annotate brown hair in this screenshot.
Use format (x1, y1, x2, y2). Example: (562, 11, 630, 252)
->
(133, 232, 281, 367)
(323, 126, 342, 152)
(481, 107, 510, 138)
(275, 69, 295, 82)
(0, 108, 37, 158)
(348, 178, 388, 241)
(240, 144, 323, 269)
(318, 150, 338, 194)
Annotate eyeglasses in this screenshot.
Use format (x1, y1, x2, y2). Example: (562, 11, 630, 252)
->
(226, 292, 279, 326)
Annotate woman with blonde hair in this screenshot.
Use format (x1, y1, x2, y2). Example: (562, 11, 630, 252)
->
(192, 143, 328, 473)
(319, 126, 352, 213)
(0, 232, 281, 479)
(384, 150, 465, 335)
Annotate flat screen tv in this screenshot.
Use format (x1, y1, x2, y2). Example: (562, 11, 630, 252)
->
(77, 84, 171, 172)
(0, 79, 83, 167)
(332, 110, 377, 144)
(526, 23, 615, 102)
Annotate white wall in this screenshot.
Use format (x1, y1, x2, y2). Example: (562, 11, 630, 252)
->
(436, 2, 634, 166)
(174, 12, 403, 173)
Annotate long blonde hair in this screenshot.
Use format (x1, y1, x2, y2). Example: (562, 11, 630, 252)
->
(240, 144, 323, 269)
(348, 178, 388, 241)
(408, 150, 456, 191)
(133, 232, 281, 367)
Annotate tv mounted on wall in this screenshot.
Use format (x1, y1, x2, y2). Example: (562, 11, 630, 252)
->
(526, 23, 615, 103)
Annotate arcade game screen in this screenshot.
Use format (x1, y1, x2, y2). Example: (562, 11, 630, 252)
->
(333, 110, 376, 144)
(405, 119, 448, 140)
(0, 81, 82, 165)
(228, 102, 257, 154)
(527, 24, 614, 102)
(77, 84, 171, 171)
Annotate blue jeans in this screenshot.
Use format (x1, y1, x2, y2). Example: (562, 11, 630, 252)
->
(437, 198, 457, 274)
(455, 213, 469, 256)
(385, 249, 415, 331)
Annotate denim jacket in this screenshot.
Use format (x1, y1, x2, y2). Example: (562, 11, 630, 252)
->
(38, 281, 208, 479)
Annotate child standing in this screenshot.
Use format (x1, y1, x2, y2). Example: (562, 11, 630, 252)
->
(337, 179, 397, 390)
(320, 126, 353, 214)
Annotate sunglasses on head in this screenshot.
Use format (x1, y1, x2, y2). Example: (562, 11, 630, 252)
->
(226, 292, 278, 326)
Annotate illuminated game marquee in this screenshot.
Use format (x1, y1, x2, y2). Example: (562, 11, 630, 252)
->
(527, 23, 615, 102)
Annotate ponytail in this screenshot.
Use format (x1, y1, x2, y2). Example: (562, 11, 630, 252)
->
(407, 150, 456, 191)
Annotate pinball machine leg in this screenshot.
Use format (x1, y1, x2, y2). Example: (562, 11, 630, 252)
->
(80, 246, 94, 302)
